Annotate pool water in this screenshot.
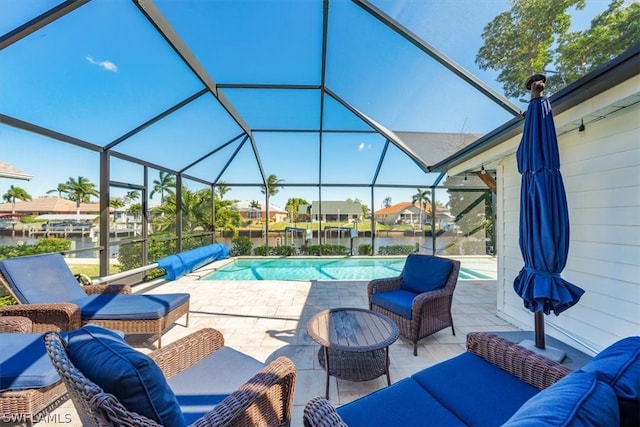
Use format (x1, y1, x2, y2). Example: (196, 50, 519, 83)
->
(201, 257, 493, 281)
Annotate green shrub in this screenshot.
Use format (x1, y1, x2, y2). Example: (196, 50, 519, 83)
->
(378, 244, 416, 255)
(307, 244, 349, 256)
(253, 245, 293, 256)
(0, 238, 71, 259)
(230, 236, 252, 256)
(358, 243, 372, 256)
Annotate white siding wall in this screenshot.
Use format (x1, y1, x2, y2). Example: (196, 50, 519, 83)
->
(495, 82, 640, 355)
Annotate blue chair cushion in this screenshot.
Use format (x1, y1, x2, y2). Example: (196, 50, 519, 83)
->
(167, 346, 265, 425)
(67, 325, 185, 427)
(369, 289, 416, 319)
(337, 377, 465, 427)
(401, 255, 453, 294)
(0, 253, 87, 303)
(71, 293, 190, 320)
(0, 333, 59, 390)
(502, 370, 620, 426)
(412, 352, 539, 426)
(581, 336, 640, 426)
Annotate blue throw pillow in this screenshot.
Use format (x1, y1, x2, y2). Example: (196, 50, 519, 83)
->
(581, 336, 640, 426)
(502, 370, 619, 427)
(66, 325, 185, 427)
(401, 255, 453, 294)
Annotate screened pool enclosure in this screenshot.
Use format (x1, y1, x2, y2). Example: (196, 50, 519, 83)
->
(1, 1, 634, 276)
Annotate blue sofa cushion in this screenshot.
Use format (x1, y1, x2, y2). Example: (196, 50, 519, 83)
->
(502, 370, 620, 426)
(401, 255, 453, 294)
(337, 377, 465, 427)
(72, 293, 190, 320)
(67, 325, 185, 427)
(167, 346, 265, 425)
(0, 253, 87, 303)
(412, 352, 539, 426)
(369, 289, 416, 319)
(581, 336, 640, 426)
(0, 333, 59, 390)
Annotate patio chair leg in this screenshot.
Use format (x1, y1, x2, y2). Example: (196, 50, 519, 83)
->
(413, 342, 418, 356)
(451, 324, 455, 335)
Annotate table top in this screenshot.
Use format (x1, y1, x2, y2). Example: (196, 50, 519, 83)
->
(306, 307, 399, 352)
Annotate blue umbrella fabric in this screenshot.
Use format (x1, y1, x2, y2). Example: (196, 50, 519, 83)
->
(514, 96, 584, 316)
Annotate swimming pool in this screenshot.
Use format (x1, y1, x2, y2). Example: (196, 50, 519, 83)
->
(201, 257, 493, 281)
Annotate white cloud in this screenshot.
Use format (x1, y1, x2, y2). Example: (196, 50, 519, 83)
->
(358, 142, 371, 151)
(86, 56, 119, 72)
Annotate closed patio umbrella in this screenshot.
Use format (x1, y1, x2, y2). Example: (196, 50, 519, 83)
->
(513, 74, 585, 351)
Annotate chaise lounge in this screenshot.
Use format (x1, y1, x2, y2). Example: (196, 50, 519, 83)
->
(303, 332, 640, 427)
(0, 253, 190, 347)
(44, 325, 297, 426)
(0, 316, 68, 426)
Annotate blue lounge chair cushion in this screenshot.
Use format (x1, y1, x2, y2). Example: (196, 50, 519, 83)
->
(502, 370, 620, 426)
(400, 254, 453, 294)
(369, 289, 416, 319)
(72, 293, 190, 320)
(0, 253, 87, 303)
(167, 346, 265, 425)
(0, 333, 60, 391)
(337, 378, 465, 427)
(581, 336, 640, 426)
(67, 325, 185, 427)
(412, 351, 540, 425)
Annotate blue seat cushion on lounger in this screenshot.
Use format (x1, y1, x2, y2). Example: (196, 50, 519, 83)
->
(370, 289, 416, 319)
(580, 336, 640, 426)
(0, 253, 87, 303)
(412, 352, 540, 426)
(336, 377, 465, 427)
(167, 346, 265, 425)
(72, 293, 190, 320)
(67, 325, 185, 427)
(0, 333, 60, 390)
(502, 370, 619, 427)
(401, 254, 453, 294)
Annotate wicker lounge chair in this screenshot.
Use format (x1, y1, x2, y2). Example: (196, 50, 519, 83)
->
(0, 253, 190, 347)
(368, 254, 460, 355)
(44, 326, 297, 426)
(0, 316, 69, 426)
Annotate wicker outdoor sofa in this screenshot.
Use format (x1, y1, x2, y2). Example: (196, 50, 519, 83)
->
(0, 316, 68, 426)
(304, 332, 640, 426)
(44, 325, 297, 426)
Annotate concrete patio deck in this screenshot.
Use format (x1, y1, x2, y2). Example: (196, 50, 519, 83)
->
(44, 257, 524, 426)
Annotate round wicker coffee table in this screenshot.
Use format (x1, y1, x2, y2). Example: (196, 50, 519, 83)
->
(307, 307, 399, 399)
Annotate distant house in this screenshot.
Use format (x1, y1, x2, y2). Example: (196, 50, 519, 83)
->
(0, 197, 100, 216)
(299, 201, 363, 223)
(375, 201, 456, 228)
(234, 200, 288, 222)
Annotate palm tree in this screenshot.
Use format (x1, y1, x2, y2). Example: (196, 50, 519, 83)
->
(249, 200, 261, 222)
(260, 174, 283, 198)
(150, 171, 176, 204)
(216, 182, 230, 200)
(62, 176, 99, 216)
(2, 185, 32, 214)
(383, 197, 392, 208)
(46, 183, 68, 198)
(412, 188, 431, 229)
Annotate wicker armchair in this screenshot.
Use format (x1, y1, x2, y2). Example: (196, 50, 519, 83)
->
(0, 316, 69, 426)
(44, 328, 297, 426)
(0, 253, 190, 347)
(368, 254, 460, 355)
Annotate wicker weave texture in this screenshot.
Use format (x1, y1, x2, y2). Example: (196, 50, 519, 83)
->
(368, 256, 461, 355)
(44, 328, 297, 427)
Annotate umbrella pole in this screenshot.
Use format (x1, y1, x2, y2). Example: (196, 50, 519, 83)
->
(534, 311, 546, 349)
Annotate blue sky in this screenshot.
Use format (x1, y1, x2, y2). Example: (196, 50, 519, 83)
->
(0, 0, 615, 210)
